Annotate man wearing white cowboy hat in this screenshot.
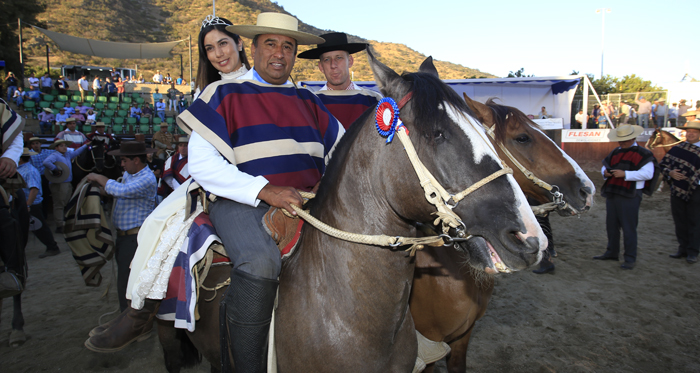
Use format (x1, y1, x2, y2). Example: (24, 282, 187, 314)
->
(55, 117, 88, 151)
(86, 121, 117, 149)
(159, 135, 190, 196)
(42, 139, 88, 233)
(85, 142, 157, 314)
(17, 148, 60, 258)
(594, 124, 659, 269)
(176, 12, 344, 372)
(37, 108, 55, 135)
(660, 120, 700, 263)
(298, 32, 382, 129)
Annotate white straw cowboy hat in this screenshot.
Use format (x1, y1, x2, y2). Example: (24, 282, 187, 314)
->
(42, 108, 53, 113)
(44, 161, 70, 183)
(92, 121, 107, 126)
(21, 148, 38, 157)
(176, 135, 189, 144)
(28, 137, 46, 143)
(65, 117, 76, 123)
(49, 139, 73, 149)
(226, 13, 325, 45)
(679, 120, 700, 131)
(607, 124, 644, 142)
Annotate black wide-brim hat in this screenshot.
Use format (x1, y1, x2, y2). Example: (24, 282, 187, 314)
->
(297, 32, 368, 59)
(107, 141, 157, 156)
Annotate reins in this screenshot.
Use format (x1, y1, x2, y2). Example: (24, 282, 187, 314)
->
(281, 90, 513, 255)
(646, 132, 682, 149)
(483, 120, 568, 215)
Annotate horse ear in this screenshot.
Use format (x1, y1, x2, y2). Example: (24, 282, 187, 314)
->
(463, 92, 478, 113)
(367, 47, 408, 97)
(418, 56, 439, 78)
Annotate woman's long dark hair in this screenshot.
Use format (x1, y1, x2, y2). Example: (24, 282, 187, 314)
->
(195, 17, 251, 91)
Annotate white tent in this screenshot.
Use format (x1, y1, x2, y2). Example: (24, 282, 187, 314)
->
(32, 25, 184, 59)
(300, 75, 583, 128)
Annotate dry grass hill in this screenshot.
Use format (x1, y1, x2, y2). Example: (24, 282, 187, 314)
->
(22, 0, 494, 82)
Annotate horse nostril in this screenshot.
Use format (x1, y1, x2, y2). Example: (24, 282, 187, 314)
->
(580, 186, 592, 199)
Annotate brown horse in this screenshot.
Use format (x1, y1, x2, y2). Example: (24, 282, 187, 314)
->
(411, 95, 596, 373)
(646, 128, 682, 161)
(159, 51, 547, 372)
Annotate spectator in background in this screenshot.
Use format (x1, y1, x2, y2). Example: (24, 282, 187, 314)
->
(85, 108, 97, 125)
(78, 75, 90, 102)
(141, 103, 153, 119)
(75, 101, 92, 115)
(617, 102, 630, 125)
(155, 98, 166, 121)
(166, 83, 180, 112)
(588, 111, 598, 129)
(70, 110, 86, 125)
(130, 102, 142, 121)
(137, 74, 145, 83)
(575, 109, 587, 129)
(54, 75, 69, 96)
(40, 72, 53, 94)
(110, 68, 120, 82)
(679, 99, 690, 126)
(38, 108, 55, 134)
(62, 101, 75, 115)
(27, 73, 40, 90)
(668, 103, 678, 127)
(635, 93, 652, 128)
(92, 76, 102, 99)
(26, 86, 42, 105)
(598, 111, 608, 129)
(539, 106, 548, 119)
(152, 88, 163, 105)
(164, 73, 173, 84)
(115, 76, 126, 101)
(12, 87, 26, 108)
(152, 70, 163, 84)
(151, 123, 174, 160)
(5, 72, 19, 101)
(654, 98, 667, 128)
(104, 77, 117, 98)
(55, 108, 69, 128)
(176, 75, 183, 85)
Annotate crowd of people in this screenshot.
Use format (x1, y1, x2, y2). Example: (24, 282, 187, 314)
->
(573, 95, 699, 130)
(1, 10, 699, 373)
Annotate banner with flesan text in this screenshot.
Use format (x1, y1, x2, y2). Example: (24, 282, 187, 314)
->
(562, 127, 684, 143)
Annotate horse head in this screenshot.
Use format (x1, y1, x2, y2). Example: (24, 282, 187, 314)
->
(365, 50, 547, 273)
(89, 139, 106, 172)
(463, 94, 595, 216)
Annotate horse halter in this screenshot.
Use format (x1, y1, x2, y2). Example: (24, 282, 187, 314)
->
(380, 92, 513, 240)
(483, 123, 568, 215)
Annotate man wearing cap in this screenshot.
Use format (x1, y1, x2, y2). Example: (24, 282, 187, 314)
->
(43, 139, 88, 233)
(0, 98, 27, 299)
(85, 142, 157, 314)
(17, 148, 60, 258)
(654, 98, 667, 128)
(38, 108, 55, 135)
(159, 136, 189, 196)
(594, 124, 659, 269)
(660, 120, 700, 264)
(635, 93, 652, 128)
(298, 32, 382, 129)
(55, 118, 88, 150)
(178, 13, 344, 372)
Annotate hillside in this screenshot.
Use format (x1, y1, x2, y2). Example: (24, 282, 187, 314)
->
(23, 0, 495, 82)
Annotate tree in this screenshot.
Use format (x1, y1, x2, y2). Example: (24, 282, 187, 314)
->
(0, 0, 45, 81)
(507, 68, 533, 78)
(616, 74, 663, 93)
(590, 74, 619, 95)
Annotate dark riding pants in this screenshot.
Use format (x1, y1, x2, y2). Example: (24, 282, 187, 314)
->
(29, 204, 59, 252)
(116, 233, 138, 312)
(671, 189, 700, 257)
(605, 190, 642, 263)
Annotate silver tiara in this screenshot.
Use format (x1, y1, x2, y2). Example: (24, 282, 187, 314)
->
(201, 15, 232, 30)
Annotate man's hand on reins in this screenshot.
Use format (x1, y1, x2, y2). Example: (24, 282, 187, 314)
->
(258, 184, 303, 216)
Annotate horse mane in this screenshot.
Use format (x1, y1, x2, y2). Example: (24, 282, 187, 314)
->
(400, 72, 476, 141)
(483, 98, 542, 144)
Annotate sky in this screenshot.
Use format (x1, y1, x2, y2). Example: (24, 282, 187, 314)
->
(274, 0, 697, 87)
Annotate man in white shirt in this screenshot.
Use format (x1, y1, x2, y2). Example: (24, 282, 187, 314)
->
(27, 73, 39, 90)
(574, 109, 587, 129)
(152, 70, 163, 84)
(92, 77, 102, 100)
(40, 73, 53, 94)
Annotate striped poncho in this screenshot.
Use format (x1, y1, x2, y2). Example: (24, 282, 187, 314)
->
(660, 141, 700, 201)
(315, 89, 381, 130)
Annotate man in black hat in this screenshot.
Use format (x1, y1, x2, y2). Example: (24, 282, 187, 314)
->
(85, 142, 157, 313)
(298, 32, 382, 129)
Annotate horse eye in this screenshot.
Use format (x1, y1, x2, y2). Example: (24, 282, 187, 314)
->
(434, 130, 445, 141)
(515, 134, 530, 144)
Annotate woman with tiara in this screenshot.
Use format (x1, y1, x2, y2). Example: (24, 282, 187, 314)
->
(84, 14, 252, 353)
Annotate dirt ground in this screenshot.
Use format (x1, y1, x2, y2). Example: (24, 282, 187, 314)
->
(2, 171, 699, 372)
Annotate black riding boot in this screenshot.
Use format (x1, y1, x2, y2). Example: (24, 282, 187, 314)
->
(221, 268, 279, 373)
